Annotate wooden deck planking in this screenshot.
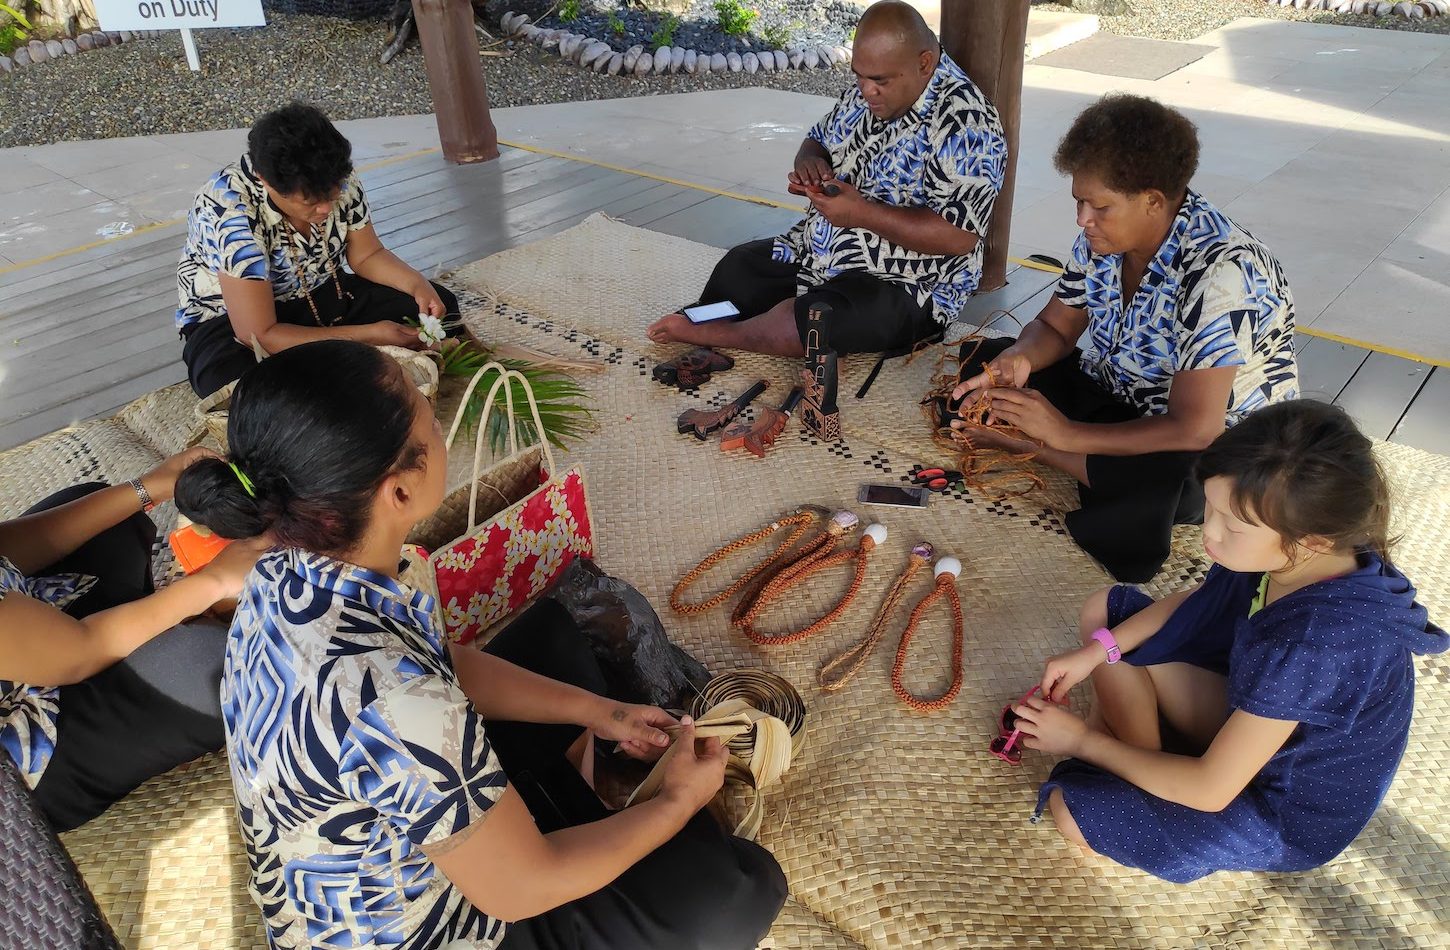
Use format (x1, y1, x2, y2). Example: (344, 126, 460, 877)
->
(3, 146, 1448, 457)
(1333, 350, 1432, 441)
(1389, 366, 1450, 455)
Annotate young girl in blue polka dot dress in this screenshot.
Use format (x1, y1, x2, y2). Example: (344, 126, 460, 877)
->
(1011, 400, 1447, 883)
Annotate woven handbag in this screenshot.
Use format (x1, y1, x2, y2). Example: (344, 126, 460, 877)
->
(409, 362, 594, 645)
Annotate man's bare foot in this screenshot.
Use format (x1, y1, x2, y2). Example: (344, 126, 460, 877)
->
(950, 421, 1037, 454)
(646, 312, 693, 345)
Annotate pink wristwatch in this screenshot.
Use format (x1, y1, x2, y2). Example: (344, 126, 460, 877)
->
(1091, 627, 1122, 664)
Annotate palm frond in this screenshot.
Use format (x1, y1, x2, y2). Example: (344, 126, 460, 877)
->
(440, 345, 596, 453)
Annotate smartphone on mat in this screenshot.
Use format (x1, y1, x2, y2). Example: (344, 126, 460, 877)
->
(858, 483, 931, 508)
(683, 300, 741, 324)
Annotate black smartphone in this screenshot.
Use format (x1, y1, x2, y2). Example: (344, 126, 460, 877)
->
(857, 483, 930, 508)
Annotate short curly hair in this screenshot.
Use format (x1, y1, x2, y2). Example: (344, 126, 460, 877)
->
(247, 102, 353, 201)
(1053, 94, 1199, 199)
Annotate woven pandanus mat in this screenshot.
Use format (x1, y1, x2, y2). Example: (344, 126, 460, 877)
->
(1, 219, 1445, 950)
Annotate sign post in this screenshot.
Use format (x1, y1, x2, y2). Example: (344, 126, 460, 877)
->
(92, 0, 266, 71)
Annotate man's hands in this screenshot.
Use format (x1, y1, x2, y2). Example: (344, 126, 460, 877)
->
(791, 151, 835, 191)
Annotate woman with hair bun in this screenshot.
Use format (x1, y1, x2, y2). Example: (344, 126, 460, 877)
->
(948, 94, 1300, 583)
(177, 339, 785, 950)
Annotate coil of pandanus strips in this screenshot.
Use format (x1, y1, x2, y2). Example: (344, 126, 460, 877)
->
(692, 670, 807, 759)
(890, 557, 966, 712)
(669, 507, 831, 615)
(818, 542, 933, 691)
(920, 326, 1045, 500)
(734, 515, 886, 646)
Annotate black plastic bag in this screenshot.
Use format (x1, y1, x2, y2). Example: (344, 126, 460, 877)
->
(546, 559, 711, 710)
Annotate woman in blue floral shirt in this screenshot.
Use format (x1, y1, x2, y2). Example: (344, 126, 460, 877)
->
(176, 102, 462, 397)
(0, 451, 264, 829)
(950, 94, 1299, 582)
(176, 340, 786, 950)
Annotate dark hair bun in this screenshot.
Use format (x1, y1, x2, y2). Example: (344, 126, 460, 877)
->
(175, 456, 275, 540)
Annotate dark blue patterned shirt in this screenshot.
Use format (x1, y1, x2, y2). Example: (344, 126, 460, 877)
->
(1056, 190, 1299, 424)
(773, 53, 1007, 322)
(222, 549, 507, 949)
(175, 155, 371, 331)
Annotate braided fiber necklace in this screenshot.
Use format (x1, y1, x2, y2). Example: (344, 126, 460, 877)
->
(818, 542, 933, 691)
(890, 557, 965, 712)
(670, 507, 831, 615)
(281, 220, 352, 327)
(734, 512, 887, 647)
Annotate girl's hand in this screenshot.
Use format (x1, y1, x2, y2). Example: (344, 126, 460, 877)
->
(140, 447, 218, 505)
(1013, 697, 1090, 757)
(591, 701, 677, 761)
(197, 536, 272, 603)
(1041, 644, 1103, 704)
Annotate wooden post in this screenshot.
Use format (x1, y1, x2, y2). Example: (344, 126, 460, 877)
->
(413, 0, 500, 164)
(940, 0, 1030, 292)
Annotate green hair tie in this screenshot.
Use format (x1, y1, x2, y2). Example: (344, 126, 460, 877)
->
(229, 462, 257, 499)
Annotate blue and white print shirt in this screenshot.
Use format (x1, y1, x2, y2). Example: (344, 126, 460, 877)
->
(773, 53, 1007, 323)
(223, 549, 508, 950)
(1056, 190, 1299, 424)
(0, 556, 95, 788)
(175, 154, 372, 331)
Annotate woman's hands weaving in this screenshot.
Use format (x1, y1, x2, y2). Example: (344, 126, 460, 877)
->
(590, 701, 677, 761)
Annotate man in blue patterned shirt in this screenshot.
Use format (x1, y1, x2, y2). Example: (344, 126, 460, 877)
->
(647, 0, 1006, 357)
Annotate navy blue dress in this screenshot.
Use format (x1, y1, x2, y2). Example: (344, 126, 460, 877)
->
(1037, 552, 1447, 883)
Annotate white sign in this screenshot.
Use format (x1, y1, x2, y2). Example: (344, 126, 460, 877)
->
(93, 0, 265, 31)
(93, 0, 265, 71)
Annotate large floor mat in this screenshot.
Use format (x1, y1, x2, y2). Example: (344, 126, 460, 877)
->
(6, 215, 1444, 949)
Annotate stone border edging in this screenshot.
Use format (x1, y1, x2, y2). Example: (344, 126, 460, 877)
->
(1261, 0, 1446, 16)
(0, 29, 163, 74)
(499, 10, 852, 77)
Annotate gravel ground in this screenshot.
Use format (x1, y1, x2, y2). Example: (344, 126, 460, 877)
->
(530, 0, 861, 57)
(1038, 0, 1450, 40)
(0, 12, 858, 147)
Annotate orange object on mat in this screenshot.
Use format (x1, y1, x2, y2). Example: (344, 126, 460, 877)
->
(169, 518, 233, 574)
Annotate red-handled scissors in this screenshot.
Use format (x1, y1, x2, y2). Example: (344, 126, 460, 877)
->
(911, 468, 965, 493)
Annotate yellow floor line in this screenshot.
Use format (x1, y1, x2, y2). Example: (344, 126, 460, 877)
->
(6, 140, 1448, 370)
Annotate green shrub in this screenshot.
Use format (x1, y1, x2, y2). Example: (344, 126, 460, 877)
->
(0, 2, 30, 57)
(650, 12, 678, 49)
(714, 0, 757, 37)
(760, 20, 794, 49)
(559, 0, 581, 24)
(606, 10, 625, 35)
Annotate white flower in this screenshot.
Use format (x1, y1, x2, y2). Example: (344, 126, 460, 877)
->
(417, 313, 447, 347)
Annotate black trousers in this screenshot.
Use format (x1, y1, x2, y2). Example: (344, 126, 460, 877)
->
(485, 601, 787, 950)
(699, 238, 941, 355)
(24, 484, 228, 832)
(180, 273, 462, 397)
(970, 338, 1204, 583)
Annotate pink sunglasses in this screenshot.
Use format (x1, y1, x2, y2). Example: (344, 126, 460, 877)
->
(989, 686, 1069, 764)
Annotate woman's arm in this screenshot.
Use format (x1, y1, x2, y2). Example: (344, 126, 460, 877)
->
(0, 449, 206, 575)
(983, 363, 1238, 456)
(448, 645, 673, 753)
(218, 274, 422, 354)
(0, 537, 266, 687)
(425, 724, 726, 922)
(345, 225, 445, 317)
(1020, 701, 1297, 812)
(956, 297, 1089, 398)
